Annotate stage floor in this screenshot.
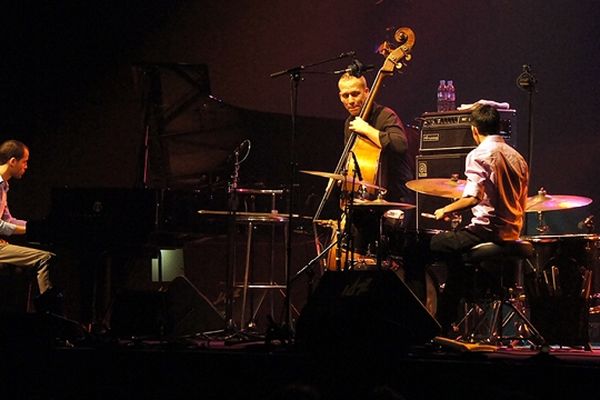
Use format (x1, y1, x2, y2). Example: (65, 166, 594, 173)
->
(2, 325, 600, 400)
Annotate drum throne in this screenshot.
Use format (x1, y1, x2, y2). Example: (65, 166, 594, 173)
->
(452, 240, 545, 347)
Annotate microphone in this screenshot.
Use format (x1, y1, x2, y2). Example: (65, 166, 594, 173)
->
(350, 151, 363, 181)
(333, 59, 375, 77)
(516, 64, 537, 92)
(338, 51, 356, 58)
(235, 139, 251, 154)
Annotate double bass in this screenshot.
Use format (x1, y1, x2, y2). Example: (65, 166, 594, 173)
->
(314, 27, 416, 270)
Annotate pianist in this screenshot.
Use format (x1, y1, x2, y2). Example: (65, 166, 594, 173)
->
(0, 139, 62, 314)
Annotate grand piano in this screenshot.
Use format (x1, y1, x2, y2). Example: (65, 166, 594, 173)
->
(24, 63, 341, 328)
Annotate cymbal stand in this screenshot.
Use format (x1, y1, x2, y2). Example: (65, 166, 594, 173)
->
(534, 211, 549, 234)
(343, 169, 361, 271)
(292, 178, 353, 280)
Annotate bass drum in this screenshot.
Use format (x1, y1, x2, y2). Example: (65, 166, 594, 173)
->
(323, 232, 441, 317)
(523, 233, 600, 345)
(389, 260, 439, 317)
(385, 228, 444, 317)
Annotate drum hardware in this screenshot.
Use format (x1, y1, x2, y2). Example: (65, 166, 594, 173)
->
(452, 241, 545, 347)
(578, 214, 595, 234)
(533, 211, 550, 234)
(299, 168, 394, 272)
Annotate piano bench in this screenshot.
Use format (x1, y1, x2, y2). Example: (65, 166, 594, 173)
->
(0, 264, 36, 313)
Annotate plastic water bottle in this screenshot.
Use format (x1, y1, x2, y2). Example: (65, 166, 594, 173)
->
(446, 80, 456, 110)
(436, 80, 447, 112)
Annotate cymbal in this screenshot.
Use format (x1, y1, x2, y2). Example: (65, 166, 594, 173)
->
(197, 210, 312, 222)
(525, 190, 593, 212)
(235, 188, 286, 195)
(300, 169, 385, 191)
(405, 178, 466, 199)
(353, 198, 416, 209)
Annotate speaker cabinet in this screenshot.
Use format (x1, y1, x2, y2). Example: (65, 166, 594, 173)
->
(108, 276, 224, 338)
(415, 153, 470, 231)
(295, 270, 440, 354)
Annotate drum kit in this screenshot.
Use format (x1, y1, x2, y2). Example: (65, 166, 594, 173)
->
(197, 165, 597, 344)
(304, 171, 598, 344)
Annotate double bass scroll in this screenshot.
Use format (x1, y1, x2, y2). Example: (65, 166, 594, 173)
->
(312, 27, 416, 222)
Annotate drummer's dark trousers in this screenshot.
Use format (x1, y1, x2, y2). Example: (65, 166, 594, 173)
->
(430, 228, 486, 335)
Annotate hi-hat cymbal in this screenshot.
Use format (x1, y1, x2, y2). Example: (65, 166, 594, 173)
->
(300, 169, 385, 191)
(525, 190, 593, 212)
(405, 178, 466, 199)
(353, 198, 416, 209)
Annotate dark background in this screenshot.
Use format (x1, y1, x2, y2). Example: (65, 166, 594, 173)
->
(1, 1, 599, 322)
(2, 0, 599, 216)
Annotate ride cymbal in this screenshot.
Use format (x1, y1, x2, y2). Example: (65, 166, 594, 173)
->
(525, 189, 593, 212)
(405, 178, 466, 199)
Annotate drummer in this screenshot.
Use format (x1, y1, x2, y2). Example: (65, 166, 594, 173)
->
(428, 104, 529, 336)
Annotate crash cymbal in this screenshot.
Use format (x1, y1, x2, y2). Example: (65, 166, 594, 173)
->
(353, 198, 416, 209)
(405, 178, 466, 199)
(300, 169, 386, 191)
(525, 189, 593, 212)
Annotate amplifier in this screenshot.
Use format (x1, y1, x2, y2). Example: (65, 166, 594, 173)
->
(415, 153, 471, 231)
(419, 109, 517, 152)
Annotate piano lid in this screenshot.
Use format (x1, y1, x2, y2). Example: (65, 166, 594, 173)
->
(135, 63, 245, 188)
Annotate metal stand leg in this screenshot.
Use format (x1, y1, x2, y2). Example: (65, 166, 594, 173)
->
(240, 222, 254, 329)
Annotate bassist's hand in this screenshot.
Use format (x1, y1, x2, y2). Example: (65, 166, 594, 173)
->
(349, 117, 381, 148)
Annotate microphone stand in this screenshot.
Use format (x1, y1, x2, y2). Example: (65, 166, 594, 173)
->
(516, 64, 537, 236)
(217, 141, 252, 341)
(269, 51, 356, 343)
(516, 64, 537, 176)
(224, 146, 241, 336)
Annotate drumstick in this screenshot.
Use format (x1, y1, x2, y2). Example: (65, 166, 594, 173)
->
(421, 213, 436, 219)
(551, 266, 559, 295)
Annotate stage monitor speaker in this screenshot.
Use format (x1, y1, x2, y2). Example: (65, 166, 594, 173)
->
(415, 153, 470, 231)
(294, 270, 441, 355)
(108, 276, 224, 338)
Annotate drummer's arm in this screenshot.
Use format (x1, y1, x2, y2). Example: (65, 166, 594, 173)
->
(434, 196, 480, 220)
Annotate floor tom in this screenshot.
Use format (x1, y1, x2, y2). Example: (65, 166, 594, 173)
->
(522, 233, 600, 345)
